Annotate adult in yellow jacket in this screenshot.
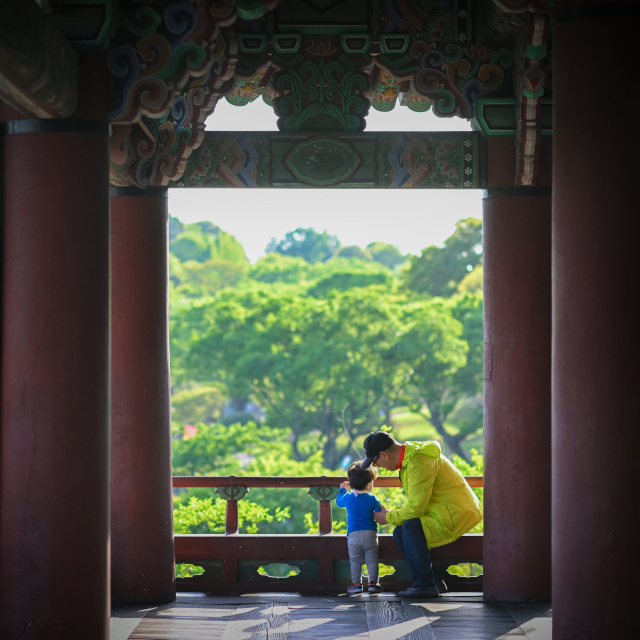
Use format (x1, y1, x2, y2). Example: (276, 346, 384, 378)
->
(363, 431, 482, 598)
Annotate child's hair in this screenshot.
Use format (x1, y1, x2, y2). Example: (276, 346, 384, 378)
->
(347, 460, 379, 491)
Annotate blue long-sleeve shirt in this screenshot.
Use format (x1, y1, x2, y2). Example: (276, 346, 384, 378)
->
(336, 488, 382, 535)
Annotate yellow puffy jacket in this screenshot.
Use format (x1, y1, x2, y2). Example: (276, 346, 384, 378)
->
(386, 440, 483, 548)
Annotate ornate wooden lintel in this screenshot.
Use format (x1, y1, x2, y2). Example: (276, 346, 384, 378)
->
(0, 0, 77, 118)
(170, 130, 484, 189)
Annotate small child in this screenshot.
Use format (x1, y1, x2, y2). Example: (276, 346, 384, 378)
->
(336, 461, 384, 594)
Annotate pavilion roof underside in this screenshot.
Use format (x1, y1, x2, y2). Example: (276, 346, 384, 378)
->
(2, 0, 553, 187)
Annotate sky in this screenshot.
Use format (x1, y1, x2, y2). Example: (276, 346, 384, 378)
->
(168, 98, 482, 263)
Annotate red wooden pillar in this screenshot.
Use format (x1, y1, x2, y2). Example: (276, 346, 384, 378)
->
(0, 57, 110, 638)
(110, 187, 175, 604)
(552, 3, 638, 637)
(483, 138, 552, 602)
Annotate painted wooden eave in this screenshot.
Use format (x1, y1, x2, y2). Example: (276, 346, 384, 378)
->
(0, 0, 77, 118)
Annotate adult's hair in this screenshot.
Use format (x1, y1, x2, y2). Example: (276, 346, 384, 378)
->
(348, 460, 378, 490)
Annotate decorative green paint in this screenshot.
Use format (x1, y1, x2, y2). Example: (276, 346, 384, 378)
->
(522, 86, 545, 99)
(286, 138, 361, 185)
(236, 0, 274, 20)
(171, 131, 484, 189)
(308, 484, 342, 501)
(50, 0, 115, 47)
(525, 43, 548, 60)
(473, 98, 553, 136)
(215, 485, 249, 501)
(272, 52, 370, 131)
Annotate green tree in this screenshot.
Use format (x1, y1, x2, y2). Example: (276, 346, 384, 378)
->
(171, 383, 227, 425)
(171, 222, 247, 265)
(183, 285, 407, 467)
(266, 227, 340, 263)
(394, 298, 476, 460)
(250, 253, 311, 284)
(402, 218, 482, 297)
(366, 242, 406, 269)
(169, 215, 184, 240)
(457, 264, 483, 294)
(332, 245, 371, 261)
(307, 269, 392, 297)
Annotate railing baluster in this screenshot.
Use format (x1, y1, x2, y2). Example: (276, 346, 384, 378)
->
(225, 499, 239, 535)
(318, 499, 333, 535)
(216, 478, 248, 536)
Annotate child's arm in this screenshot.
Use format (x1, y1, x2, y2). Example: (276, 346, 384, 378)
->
(372, 494, 383, 513)
(335, 482, 349, 508)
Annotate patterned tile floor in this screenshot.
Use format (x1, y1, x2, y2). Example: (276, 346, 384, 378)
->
(111, 593, 552, 640)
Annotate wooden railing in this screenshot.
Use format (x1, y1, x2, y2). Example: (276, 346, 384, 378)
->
(173, 475, 484, 535)
(172, 475, 484, 592)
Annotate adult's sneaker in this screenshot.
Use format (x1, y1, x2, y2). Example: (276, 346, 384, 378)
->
(368, 582, 383, 593)
(347, 583, 363, 594)
(398, 586, 440, 598)
(436, 580, 448, 593)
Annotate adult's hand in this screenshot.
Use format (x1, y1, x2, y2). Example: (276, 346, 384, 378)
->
(374, 506, 389, 525)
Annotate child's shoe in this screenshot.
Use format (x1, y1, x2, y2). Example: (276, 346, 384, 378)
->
(368, 582, 383, 593)
(347, 583, 363, 594)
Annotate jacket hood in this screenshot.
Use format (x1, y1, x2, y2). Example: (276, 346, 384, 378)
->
(404, 440, 442, 462)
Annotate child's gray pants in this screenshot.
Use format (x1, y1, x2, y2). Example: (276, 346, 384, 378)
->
(347, 529, 379, 583)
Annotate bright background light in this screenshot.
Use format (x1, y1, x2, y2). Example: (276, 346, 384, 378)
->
(168, 99, 481, 262)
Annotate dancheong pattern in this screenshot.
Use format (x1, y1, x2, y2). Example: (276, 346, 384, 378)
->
(172, 131, 483, 188)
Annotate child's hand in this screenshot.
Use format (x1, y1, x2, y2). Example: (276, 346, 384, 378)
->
(340, 481, 350, 490)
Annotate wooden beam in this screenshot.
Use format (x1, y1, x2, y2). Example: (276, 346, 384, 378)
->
(170, 131, 484, 189)
(173, 475, 484, 488)
(0, 0, 77, 118)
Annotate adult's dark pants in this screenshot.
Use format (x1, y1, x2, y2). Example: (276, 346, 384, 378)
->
(393, 518, 440, 588)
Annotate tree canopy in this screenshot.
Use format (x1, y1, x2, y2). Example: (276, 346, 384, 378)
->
(402, 218, 482, 297)
(266, 227, 340, 263)
(169, 216, 484, 467)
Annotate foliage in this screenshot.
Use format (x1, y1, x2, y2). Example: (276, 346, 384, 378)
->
(169, 215, 184, 240)
(173, 496, 290, 534)
(332, 245, 371, 261)
(169, 221, 249, 298)
(171, 221, 248, 264)
(183, 285, 411, 467)
(447, 563, 483, 577)
(395, 293, 484, 461)
(171, 383, 227, 425)
(171, 421, 344, 533)
(171, 421, 290, 477)
(266, 227, 340, 263)
(307, 269, 393, 297)
(457, 264, 483, 294)
(175, 563, 204, 578)
(366, 242, 407, 269)
(250, 253, 312, 285)
(304, 512, 347, 535)
(402, 218, 482, 297)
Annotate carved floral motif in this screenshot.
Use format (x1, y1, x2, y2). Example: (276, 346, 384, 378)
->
(271, 48, 371, 131)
